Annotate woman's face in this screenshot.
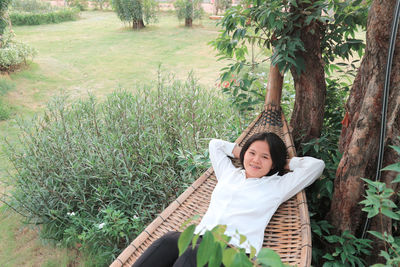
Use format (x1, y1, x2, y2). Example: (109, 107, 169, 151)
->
(243, 140, 274, 178)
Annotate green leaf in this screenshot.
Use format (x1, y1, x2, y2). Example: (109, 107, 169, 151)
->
(222, 248, 236, 266)
(323, 253, 334, 260)
(367, 231, 384, 241)
(381, 207, 400, 220)
(192, 233, 200, 249)
(256, 248, 284, 266)
(390, 144, 400, 155)
(249, 246, 257, 259)
(382, 162, 400, 172)
(208, 244, 223, 267)
(392, 174, 400, 183)
(197, 231, 215, 267)
(232, 252, 252, 267)
(178, 224, 196, 256)
(239, 234, 247, 244)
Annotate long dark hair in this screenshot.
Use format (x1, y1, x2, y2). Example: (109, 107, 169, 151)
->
(239, 132, 287, 176)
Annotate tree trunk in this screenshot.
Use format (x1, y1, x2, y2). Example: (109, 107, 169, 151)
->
(185, 18, 192, 27)
(289, 1, 326, 149)
(327, 0, 400, 262)
(133, 19, 145, 30)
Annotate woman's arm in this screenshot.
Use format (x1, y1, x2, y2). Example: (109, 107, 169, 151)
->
(209, 139, 238, 180)
(278, 156, 325, 203)
(232, 144, 241, 159)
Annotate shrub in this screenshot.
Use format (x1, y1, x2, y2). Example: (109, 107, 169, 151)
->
(10, 8, 80, 25)
(0, 29, 36, 71)
(0, 0, 12, 36)
(10, 0, 54, 12)
(66, 0, 88, 11)
(3, 72, 242, 265)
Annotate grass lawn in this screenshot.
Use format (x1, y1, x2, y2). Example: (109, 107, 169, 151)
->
(0, 10, 229, 266)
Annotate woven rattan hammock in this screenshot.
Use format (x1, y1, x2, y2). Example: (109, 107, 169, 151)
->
(110, 66, 312, 267)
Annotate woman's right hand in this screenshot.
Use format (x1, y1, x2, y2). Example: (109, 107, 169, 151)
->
(284, 158, 291, 170)
(232, 144, 241, 159)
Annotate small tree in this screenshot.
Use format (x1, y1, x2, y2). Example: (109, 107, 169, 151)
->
(112, 0, 157, 29)
(174, 0, 204, 27)
(213, 0, 231, 15)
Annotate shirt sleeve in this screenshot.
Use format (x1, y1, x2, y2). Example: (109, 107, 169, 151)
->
(209, 139, 237, 181)
(277, 156, 325, 203)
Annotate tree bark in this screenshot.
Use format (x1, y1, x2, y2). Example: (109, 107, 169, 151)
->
(327, 0, 400, 261)
(289, 1, 326, 148)
(185, 18, 192, 27)
(133, 19, 145, 30)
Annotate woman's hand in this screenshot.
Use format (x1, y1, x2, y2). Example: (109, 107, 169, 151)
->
(232, 144, 241, 159)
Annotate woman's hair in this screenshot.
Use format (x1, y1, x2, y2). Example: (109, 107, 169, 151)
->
(239, 132, 287, 176)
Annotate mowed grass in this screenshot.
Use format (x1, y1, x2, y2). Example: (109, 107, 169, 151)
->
(0, 11, 227, 266)
(6, 11, 226, 112)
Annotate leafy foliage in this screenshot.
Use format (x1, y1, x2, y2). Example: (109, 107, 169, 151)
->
(214, 0, 231, 16)
(212, 0, 369, 75)
(66, 0, 88, 11)
(358, 140, 400, 266)
(322, 230, 372, 267)
(10, 8, 80, 25)
(10, 0, 54, 12)
(0, 28, 36, 71)
(2, 72, 242, 264)
(174, 0, 204, 24)
(92, 0, 110, 10)
(112, 0, 157, 28)
(0, 0, 11, 36)
(178, 224, 290, 267)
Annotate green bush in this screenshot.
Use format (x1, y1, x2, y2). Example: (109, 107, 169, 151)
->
(11, 0, 54, 12)
(0, 0, 12, 35)
(3, 72, 242, 265)
(10, 8, 80, 25)
(66, 0, 88, 11)
(0, 29, 36, 71)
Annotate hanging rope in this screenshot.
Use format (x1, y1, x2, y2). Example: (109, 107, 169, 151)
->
(361, 0, 400, 239)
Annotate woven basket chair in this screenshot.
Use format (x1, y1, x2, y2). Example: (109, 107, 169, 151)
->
(110, 66, 312, 267)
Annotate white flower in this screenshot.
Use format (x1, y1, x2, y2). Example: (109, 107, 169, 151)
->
(133, 215, 138, 220)
(98, 223, 105, 229)
(67, 212, 76, 217)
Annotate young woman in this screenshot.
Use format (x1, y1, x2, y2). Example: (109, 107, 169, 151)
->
(132, 132, 325, 267)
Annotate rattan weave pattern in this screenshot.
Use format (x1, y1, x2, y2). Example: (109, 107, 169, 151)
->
(111, 105, 311, 267)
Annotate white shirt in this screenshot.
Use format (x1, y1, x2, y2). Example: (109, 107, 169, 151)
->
(194, 139, 325, 254)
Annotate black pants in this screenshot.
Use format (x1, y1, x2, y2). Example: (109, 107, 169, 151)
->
(132, 231, 204, 267)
